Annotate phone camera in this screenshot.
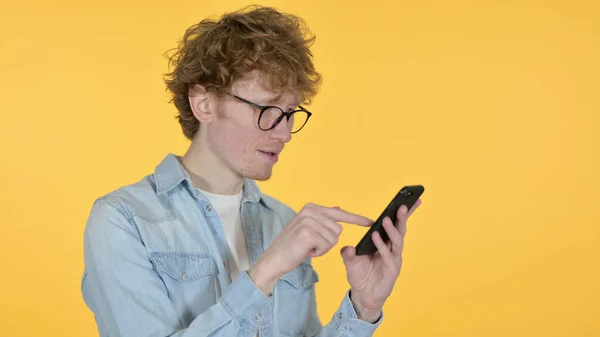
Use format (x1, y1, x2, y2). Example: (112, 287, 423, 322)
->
(400, 189, 413, 197)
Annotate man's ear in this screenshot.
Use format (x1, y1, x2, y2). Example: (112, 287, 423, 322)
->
(188, 84, 214, 124)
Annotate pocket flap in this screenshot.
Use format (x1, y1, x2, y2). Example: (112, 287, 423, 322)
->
(149, 251, 217, 282)
(280, 263, 319, 290)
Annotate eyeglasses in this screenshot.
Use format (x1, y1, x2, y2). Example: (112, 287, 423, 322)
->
(229, 93, 312, 134)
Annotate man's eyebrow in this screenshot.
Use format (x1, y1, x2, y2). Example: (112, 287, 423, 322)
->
(264, 93, 284, 104)
(266, 95, 302, 108)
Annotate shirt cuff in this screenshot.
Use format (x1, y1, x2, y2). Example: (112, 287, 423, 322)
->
(329, 290, 383, 336)
(218, 270, 273, 333)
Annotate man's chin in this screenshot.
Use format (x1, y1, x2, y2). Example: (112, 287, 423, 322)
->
(245, 168, 274, 181)
(250, 172, 273, 181)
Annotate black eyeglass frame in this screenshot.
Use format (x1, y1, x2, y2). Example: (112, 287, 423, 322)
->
(229, 93, 312, 133)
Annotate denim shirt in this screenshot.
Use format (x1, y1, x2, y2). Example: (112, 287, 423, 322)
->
(81, 153, 382, 337)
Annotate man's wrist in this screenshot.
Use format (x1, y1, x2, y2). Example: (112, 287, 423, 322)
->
(248, 254, 282, 296)
(349, 290, 382, 323)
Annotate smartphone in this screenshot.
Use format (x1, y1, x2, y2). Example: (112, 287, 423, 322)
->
(355, 185, 424, 256)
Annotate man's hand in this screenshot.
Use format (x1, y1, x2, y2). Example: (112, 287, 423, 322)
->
(341, 199, 422, 323)
(248, 203, 373, 295)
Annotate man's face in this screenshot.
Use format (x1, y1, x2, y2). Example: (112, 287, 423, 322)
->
(204, 71, 301, 181)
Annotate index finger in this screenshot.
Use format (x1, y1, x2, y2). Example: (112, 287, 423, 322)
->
(322, 206, 374, 227)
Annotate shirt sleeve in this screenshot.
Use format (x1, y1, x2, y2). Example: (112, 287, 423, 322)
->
(304, 286, 383, 337)
(82, 198, 273, 337)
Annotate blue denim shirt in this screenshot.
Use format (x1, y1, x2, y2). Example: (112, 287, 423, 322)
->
(81, 154, 382, 337)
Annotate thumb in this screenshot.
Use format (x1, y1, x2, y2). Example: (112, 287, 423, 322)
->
(340, 246, 358, 265)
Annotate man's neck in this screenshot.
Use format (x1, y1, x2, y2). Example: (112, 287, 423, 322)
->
(180, 139, 244, 196)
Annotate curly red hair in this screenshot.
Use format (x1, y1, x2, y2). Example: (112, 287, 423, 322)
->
(163, 5, 322, 140)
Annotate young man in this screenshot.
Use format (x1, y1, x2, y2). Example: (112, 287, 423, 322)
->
(81, 5, 421, 337)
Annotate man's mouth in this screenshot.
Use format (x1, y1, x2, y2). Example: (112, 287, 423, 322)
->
(258, 150, 279, 163)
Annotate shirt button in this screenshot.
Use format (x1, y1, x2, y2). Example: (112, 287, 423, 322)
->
(255, 313, 262, 321)
(298, 280, 303, 287)
(181, 272, 188, 280)
(344, 325, 352, 331)
(337, 312, 343, 320)
(205, 205, 213, 212)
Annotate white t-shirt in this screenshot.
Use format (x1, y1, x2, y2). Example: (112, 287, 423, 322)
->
(197, 188, 249, 282)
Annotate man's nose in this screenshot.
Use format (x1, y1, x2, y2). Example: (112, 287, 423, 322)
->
(270, 117, 292, 142)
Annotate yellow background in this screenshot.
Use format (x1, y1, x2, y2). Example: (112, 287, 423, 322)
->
(1, 0, 599, 336)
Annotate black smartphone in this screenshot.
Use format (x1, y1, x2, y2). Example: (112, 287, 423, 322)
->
(355, 185, 424, 256)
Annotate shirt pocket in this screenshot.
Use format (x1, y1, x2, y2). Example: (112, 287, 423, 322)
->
(149, 251, 219, 327)
(275, 263, 320, 336)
